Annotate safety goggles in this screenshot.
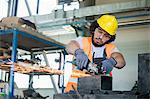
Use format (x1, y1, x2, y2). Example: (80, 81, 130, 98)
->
(94, 27, 111, 40)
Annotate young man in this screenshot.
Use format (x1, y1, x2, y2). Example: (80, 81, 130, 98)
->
(65, 15, 126, 92)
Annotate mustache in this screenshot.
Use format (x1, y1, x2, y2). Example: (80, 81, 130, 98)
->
(92, 36, 104, 47)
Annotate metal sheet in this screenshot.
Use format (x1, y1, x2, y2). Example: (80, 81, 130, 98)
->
(54, 93, 137, 99)
(138, 53, 150, 94)
(77, 76, 112, 94)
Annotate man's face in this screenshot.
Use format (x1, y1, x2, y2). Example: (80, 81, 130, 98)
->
(92, 27, 111, 47)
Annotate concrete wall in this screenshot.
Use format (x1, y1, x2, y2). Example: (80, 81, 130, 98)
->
(113, 25, 150, 91)
(80, 0, 95, 8)
(52, 33, 77, 44)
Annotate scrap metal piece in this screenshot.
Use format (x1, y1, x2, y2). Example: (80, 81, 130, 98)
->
(77, 76, 112, 94)
(138, 53, 150, 97)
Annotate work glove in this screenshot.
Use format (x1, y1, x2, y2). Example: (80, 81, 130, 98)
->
(101, 58, 117, 74)
(75, 48, 89, 70)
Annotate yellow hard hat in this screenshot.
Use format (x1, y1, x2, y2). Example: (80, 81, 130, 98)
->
(97, 15, 118, 35)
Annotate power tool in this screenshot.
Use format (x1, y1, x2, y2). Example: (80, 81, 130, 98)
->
(67, 58, 104, 75)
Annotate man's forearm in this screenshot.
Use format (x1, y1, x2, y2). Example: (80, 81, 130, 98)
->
(66, 40, 80, 55)
(111, 52, 126, 69)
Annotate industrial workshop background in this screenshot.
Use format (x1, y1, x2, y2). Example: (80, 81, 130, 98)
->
(0, 0, 150, 99)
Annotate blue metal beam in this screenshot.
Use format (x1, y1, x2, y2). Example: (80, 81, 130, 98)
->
(9, 29, 18, 99)
(0, 29, 14, 35)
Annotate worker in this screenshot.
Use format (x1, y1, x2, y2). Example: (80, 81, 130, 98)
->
(65, 15, 126, 93)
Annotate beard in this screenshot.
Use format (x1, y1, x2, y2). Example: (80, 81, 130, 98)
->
(92, 34, 105, 47)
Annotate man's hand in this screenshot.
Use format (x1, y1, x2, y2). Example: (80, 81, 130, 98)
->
(102, 58, 117, 74)
(75, 48, 89, 70)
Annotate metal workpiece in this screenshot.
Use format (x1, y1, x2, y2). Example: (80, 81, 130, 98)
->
(42, 51, 59, 94)
(54, 92, 137, 99)
(138, 53, 150, 95)
(77, 76, 112, 94)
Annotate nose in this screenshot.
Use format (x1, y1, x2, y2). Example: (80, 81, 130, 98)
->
(100, 33, 104, 39)
(95, 33, 104, 40)
(97, 33, 104, 39)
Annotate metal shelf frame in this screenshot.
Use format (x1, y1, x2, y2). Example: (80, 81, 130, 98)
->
(0, 28, 65, 99)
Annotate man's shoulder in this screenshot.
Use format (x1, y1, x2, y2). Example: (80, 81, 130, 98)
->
(105, 43, 119, 52)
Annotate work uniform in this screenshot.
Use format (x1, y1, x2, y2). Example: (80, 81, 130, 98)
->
(65, 37, 119, 93)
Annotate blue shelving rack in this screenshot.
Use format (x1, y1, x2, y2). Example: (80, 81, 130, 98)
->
(0, 28, 65, 99)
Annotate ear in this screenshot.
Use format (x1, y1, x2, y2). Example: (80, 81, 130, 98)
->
(91, 31, 94, 34)
(105, 35, 116, 44)
(91, 32, 95, 37)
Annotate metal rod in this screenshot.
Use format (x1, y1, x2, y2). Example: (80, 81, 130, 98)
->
(42, 51, 50, 68)
(11, 0, 16, 16)
(36, 0, 40, 14)
(61, 50, 66, 93)
(10, 0, 18, 16)
(28, 51, 34, 89)
(7, 0, 12, 16)
(42, 51, 58, 94)
(14, 0, 18, 16)
(28, 74, 34, 89)
(24, 0, 32, 16)
(9, 29, 18, 99)
(58, 52, 62, 87)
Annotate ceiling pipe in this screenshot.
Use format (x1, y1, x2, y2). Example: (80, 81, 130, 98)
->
(37, 13, 149, 31)
(36, 0, 40, 14)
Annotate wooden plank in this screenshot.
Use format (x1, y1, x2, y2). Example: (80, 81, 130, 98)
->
(0, 63, 91, 77)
